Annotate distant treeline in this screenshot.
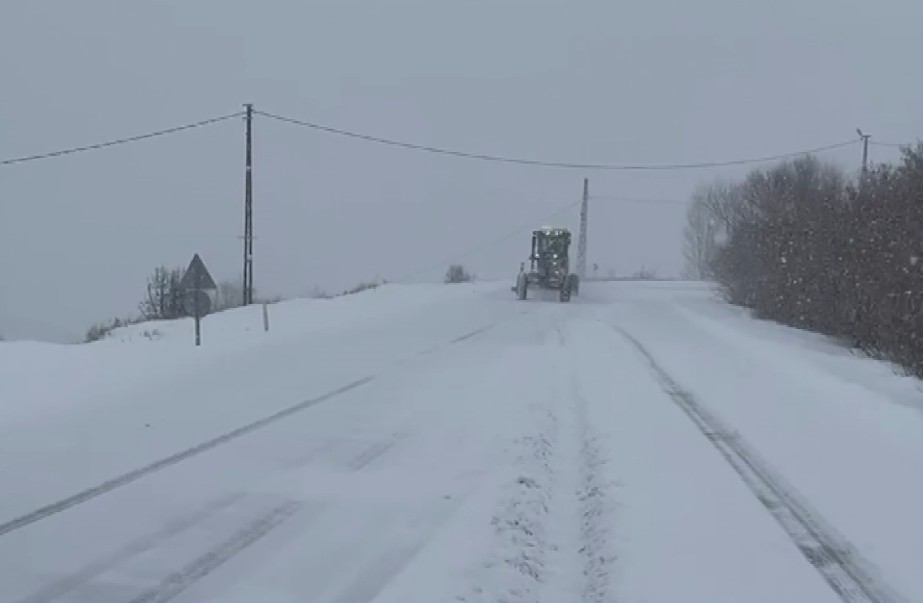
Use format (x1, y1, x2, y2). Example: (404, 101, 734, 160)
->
(684, 143, 923, 376)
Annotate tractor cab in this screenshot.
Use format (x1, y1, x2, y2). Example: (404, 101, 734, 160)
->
(531, 227, 570, 263)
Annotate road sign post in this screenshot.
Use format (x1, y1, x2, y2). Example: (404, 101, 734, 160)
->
(180, 253, 217, 346)
(194, 268, 202, 346)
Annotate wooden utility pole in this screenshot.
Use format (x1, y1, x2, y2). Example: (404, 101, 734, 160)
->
(243, 103, 254, 305)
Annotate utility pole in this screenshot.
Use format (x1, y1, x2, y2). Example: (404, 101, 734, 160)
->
(243, 103, 254, 305)
(857, 128, 870, 176)
(577, 178, 588, 278)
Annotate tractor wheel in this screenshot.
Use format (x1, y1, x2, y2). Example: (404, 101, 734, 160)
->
(567, 273, 580, 297)
(516, 273, 528, 300)
(560, 281, 571, 302)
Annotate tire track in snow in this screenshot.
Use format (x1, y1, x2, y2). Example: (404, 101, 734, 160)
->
(450, 324, 496, 344)
(571, 378, 614, 603)
(325, 492, 478, 603)
(347, 433, 408, 471)
(456, 398, 558, 602)
(494, 408, 557, 594)
(559, 324, 615, 603)
(614, 325, 907, 603)
(0, 319, 507, 540)
(14, 492, 246, 603)
(0, 377, 374, 539)
(127, 500, 303, 603)
(458, 322, 616, 602)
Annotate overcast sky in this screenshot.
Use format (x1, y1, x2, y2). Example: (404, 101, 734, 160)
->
(1, 0, 920, 342)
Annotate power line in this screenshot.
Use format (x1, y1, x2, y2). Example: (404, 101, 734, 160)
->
(589, 195, 689, 205)
(0, 112, 245, 167)
(256, 109, 858, 171)
(870, 140, 916, 148)
(0, 107, 865, 172)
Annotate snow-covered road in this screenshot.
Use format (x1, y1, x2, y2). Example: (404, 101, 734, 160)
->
(1, 281, 921, 602)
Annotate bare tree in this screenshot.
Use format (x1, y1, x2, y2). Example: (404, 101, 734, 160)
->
(682, 179, 743, 280)
(139, 265, 185, 320)
(697, 178, 742, 233)
(682, 196, 717, 279)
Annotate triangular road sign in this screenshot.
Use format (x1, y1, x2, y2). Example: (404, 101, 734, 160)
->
(180, 253, 217, 290)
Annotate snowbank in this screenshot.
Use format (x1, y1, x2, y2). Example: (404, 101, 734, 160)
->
(0, 282, 502, 428)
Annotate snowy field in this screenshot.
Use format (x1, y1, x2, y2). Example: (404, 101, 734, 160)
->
(1, 280, 921, 602)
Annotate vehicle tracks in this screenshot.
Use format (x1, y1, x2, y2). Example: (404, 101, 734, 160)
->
(0, 377, 373, 539)
(614, 325, 907, 603)
(0, 319, 509, 540)
(458, 323, 615, 602)
(571, 377, 612, 603)
(560, 324, 614, 603)
(14, 493, 246, 603)
(127, 500, 303, 603)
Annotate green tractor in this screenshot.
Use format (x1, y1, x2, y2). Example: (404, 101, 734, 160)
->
(513, 227, 580, 302)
